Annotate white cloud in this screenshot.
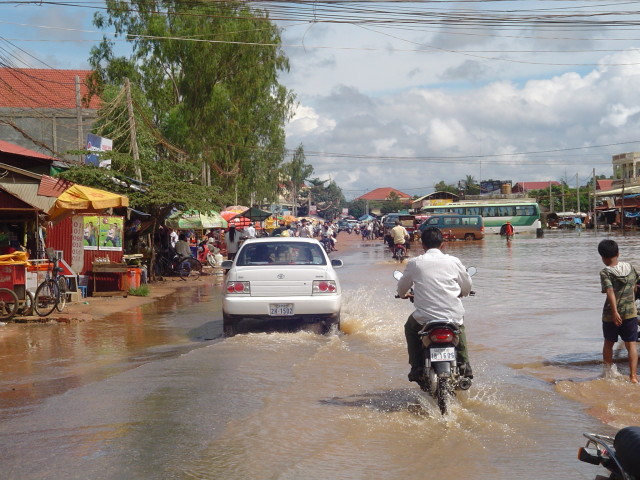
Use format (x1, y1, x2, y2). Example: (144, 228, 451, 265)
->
(285, 47, 640, 198)
(286, 105, 336, 137)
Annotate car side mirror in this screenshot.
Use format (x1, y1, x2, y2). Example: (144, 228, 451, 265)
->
(331, 259, 343, 268)
(221, 260, 234, 269)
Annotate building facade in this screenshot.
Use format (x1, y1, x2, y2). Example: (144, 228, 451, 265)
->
(0, 68, 100, 163)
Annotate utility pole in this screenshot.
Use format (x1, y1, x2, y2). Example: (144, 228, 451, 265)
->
(549, 181, 554, 213)
(576, 173, 580, 213)
(75, 75, 84, 164)
(124, 78, 142, 182)
(621, 180, 625, 234)
(593, 168, 597, 231)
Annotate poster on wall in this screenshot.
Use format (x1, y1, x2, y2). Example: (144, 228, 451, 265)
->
(83, 216, 99, 250)
(99, 216, 123, 251)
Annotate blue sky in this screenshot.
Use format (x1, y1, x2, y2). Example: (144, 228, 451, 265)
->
(2, 1, 640, 199)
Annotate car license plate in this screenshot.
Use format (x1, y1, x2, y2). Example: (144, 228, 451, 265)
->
(430, 347, 456, 362)
(269, 303, 294, 316)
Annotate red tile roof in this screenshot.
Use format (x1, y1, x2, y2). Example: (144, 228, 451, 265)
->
(356, 187, 412, 201)
(513, 181, 560, 192)
(0, 68, 100, 109)
(0, 139, 57, 161)
(596, 179, 614, 191)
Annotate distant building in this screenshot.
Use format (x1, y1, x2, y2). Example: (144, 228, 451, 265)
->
(596, 179, 614, 191)
(0, 68, 100, 163)
(512, 181, 560, 193)
(356, 187, 412, 202)
(412, 191, 459, 210)
(355, 187, 413, 215)
(612, 152, 640, 186)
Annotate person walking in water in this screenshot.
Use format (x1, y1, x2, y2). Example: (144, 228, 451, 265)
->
(500, 221, 514, 241)
(598, 239, 639, 384)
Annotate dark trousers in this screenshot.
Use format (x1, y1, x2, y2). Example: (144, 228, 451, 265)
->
(404, 314, 470, 369)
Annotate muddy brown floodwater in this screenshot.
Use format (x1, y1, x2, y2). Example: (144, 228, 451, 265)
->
(1, 230, 639, 479)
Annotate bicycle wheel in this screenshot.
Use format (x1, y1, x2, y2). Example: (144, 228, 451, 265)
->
(18, 290, 34, 316)
(186, 258, 202, 280)
(0, 288, 19, 320)
(34, 280, 59, 317)
(178, 259, 193, 280)
(55, 276, 68, 312)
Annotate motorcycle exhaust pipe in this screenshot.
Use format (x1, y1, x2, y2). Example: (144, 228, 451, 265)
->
(458, 377, 472, 390)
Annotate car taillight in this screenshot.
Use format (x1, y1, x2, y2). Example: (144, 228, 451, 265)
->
(313, 280, 337, 294)
(429, 328, 455, 343)
(226, 281, 250, 294)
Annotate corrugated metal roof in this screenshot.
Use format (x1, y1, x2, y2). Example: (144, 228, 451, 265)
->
(38, 174, 74, 197)
(0, 185, 40, 211)
(0, 139, 57, 161)
(0, 182, 56, 211)
(596, 185, 640, 197)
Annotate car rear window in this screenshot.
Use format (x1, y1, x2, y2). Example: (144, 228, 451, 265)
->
(236, 242, 327, 266)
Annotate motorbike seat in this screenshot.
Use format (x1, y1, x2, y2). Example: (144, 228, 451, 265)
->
(419, 320, 460, 335)
(614, 426, 640, 477)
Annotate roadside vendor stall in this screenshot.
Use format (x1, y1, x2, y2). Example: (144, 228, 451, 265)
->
(46, 185, 130, 296)
(166, 210, 228, 256)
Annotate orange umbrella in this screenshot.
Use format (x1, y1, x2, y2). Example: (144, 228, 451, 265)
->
(221, 208, 252, 228)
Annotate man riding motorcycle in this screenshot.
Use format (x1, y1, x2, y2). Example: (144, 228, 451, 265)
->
(390, 220, 410, 258)
(396, 226, 474, 382)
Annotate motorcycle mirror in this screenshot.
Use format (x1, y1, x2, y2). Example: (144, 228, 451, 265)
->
(393, 270, 403, 281)
(467, 266, 477, 277)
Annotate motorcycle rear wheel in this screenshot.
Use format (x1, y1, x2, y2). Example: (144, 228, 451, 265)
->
(436, 377, 449, 415)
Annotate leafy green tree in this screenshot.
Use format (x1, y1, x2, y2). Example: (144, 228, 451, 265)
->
(60, 83, 226, 219)
(347, 199, 367, 218)
(58, 153, 227, 220)
(307, 178, 346, 220)
(464, 175, 481, 195)
(281, 144, 314, 216)
(380, 191, 405, 214)
(89, 0, 295, 204)
(434, 180, 458, 195)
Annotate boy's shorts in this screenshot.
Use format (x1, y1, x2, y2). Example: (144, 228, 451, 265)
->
(602, 317, 639, 342)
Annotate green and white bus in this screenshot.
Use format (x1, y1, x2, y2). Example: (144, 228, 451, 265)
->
(420, 201, 542, 234)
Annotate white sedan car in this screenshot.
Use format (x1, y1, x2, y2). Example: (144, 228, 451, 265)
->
(221, 237, 343, 335)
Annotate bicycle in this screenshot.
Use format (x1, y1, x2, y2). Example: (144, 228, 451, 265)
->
(155, 252, 202, 280)
(34, 258, 68, 317)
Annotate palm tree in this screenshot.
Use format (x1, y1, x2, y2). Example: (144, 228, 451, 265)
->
(464, 175, 480, 195)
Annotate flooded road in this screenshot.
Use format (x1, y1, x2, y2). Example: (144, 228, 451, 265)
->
(1, 230, 638, 479)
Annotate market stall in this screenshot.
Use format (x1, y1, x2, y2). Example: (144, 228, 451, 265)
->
(46, 185, 130, 296)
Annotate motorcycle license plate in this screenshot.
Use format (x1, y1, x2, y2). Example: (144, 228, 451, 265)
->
(430, 347, 456, 362)
(269, 303, 294, 316)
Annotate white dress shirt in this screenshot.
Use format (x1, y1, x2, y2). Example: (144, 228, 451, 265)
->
(397, 248, 472, 325)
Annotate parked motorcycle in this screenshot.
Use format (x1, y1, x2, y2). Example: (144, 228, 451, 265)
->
(394, 267, 476, 415)
(578, 426, 640, 479)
